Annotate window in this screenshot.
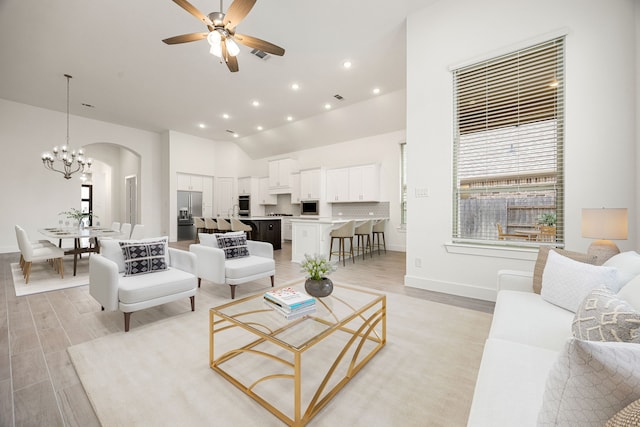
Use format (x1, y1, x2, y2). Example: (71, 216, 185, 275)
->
(400, 142, 407, 226)
(452, 37, 564, 245)
(81, 184, 93, 226)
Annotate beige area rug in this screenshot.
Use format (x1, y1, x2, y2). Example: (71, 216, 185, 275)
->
(11, 256, 90, 297)
(68, 283, 492, 427)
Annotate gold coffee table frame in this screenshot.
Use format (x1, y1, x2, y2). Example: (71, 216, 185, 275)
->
(209, 282, 386, 426)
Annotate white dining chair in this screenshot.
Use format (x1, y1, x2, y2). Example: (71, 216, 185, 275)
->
(120, 223, 132, 239)
(130, 224, 145, 239)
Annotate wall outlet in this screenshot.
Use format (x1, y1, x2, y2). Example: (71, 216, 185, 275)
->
(369, 212, 374, 215)
(338, 212, 343, 216)
(415, 258, 422, 268)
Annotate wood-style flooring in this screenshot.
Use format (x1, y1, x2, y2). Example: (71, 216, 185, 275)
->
(0, 241, 494, 426)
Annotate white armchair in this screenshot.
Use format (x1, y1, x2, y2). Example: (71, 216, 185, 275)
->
(90, 237, 198, 331)
(190, 233, 275, 299)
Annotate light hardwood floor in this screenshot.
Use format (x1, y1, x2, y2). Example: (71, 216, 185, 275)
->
(0, 242, 494, 426)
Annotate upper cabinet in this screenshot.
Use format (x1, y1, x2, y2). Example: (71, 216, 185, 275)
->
(258, 177, 277, 205)
(177, 173, 204, 191)
(325, 167, 350, 203)
(214, 177, 235, 217)
(300, 168, 324, 201)
(268, 158, 298, 194)
(348, 164, 381, 202)
(237, 176, 255, 195)
(291, 173, 301, 204)
(327, 164, 380, 203)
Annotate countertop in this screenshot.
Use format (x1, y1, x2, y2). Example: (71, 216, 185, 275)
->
(290, 216, 388, 224)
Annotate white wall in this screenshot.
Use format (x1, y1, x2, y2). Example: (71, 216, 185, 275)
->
(405, 0, 638, 301)
(0, 98, 163, 252)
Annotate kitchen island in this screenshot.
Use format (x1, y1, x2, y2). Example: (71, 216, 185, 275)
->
(290, 217, 387, 263)
(221, 217, 282, 250)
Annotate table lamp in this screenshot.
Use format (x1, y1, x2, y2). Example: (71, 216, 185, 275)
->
(581, 208, 628, 264)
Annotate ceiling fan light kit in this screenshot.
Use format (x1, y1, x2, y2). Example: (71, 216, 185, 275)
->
(164, 0, 285, 72)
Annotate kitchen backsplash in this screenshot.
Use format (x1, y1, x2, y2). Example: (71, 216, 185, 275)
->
(331, 202, 389, 218)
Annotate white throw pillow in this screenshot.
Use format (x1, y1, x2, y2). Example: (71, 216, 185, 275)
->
(538, 338, 640, 426)
(618, 275, 640, 312)
(541, 250, 619, 312)
(604, 251, 640, 289)
(198, 233, 218, 248)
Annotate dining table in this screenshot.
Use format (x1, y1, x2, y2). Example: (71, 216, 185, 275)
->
(38, 226, 122, 276)
(513, 229, 541, 241)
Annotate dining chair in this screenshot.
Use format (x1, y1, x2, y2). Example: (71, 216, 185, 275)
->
(130, 224, 145, 239)
(496, 223, 528, 241)
(120, 223, 132, 239)
(111, 221, 121, 231)
(15, 226, 65, 283)
(537, 226, 556, 243)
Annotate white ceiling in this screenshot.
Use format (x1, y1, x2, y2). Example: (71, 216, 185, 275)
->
(0, 0, 431, 158)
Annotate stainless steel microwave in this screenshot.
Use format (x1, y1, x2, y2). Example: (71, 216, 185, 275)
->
(301, 200, 319, 215)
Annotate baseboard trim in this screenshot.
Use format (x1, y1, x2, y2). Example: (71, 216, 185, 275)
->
(404, 274, 497, 302)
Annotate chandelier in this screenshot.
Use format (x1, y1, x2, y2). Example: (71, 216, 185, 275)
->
(41, 74, 92, 180)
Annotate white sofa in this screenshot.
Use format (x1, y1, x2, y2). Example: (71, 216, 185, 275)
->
(190, 232, 275, 299)
(89, 237, 198, 332)
(468, 249, 640, 426)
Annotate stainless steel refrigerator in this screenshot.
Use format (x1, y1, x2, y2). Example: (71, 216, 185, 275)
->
(177, 191, 203, 240)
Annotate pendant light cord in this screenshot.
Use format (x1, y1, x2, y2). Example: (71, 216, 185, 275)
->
(64, 74, 72, 146)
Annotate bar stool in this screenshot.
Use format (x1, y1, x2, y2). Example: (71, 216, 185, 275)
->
(204, 218, 218, 234)
(329, 221, 356, 267)
(354, 220, 373, 260)
(194, 217, 206, 239)
(216, 217, 232, 233)
(231, 218, 253, 240)
(372, 219, 387, 255)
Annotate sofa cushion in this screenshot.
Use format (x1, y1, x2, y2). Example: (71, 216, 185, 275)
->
(120, 239, 168, 276)
(572, 287, 640, 343)
(618, 275, 640, 312)
(538, 338, 640, 426)
(100, 236, 169, 273)
(541, 250, 619, 312)
(606, 398, 640, 426)
(224, 255, 275, 280)
(533, 246, 597, 294)
(489, 290, 574, 352)
(467, 338, 560, 427)
(118, 267, 195, 304)
(604, 251, 640, 288)
(216, 233, 249, 259)
(198, 233, 217, 248)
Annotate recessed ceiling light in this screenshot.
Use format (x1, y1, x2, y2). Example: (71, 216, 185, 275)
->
(372, 87, 381, 95)
(324, 103, 331, 110)
(257, 125, 263, 131)
(222, 113, 230, 119)
(287, 116, 293, 121)
(198, 123, 206, 129)
(343, 60, 352, 69)
(252, 100, 260, 107)
(233, 133, 239, 138)
(291, 83, 299, 90)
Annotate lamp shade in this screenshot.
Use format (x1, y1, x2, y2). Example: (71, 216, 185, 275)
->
(581, 208, 628, 240)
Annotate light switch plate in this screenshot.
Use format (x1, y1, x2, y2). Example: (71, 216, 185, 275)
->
(415, 188, 430, 198)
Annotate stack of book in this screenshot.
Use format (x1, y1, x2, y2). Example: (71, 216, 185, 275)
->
(264, 287, 316, 320)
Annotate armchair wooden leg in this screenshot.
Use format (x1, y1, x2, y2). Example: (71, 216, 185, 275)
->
(190, 296, 195, 311)
(198, 278, 201, 288)
(270, 275, 274, 287)
(229, 285, 237, 299)
(124, 312, 131, 332)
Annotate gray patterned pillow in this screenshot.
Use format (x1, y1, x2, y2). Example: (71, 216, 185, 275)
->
(572, 287, 640, 343)
(538, 339, 640, 426)
(215, 234, 249, 259)
(119, 239, 167, 276)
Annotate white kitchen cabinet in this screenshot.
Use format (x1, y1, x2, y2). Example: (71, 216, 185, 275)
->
(202, 176, 213, 217)
(300, 168, 323, 200)
(268, 158, 298, 193)
(237, 177, 253, 195)
(325, 168, 350, 203)
(214, 177, 235, 217)
(290, 173, 301, 204)
(282, 218, 292, 241)
(348, 164, 381, 202)
(177, 173, 204, 191)
(258, 177, 277, 205)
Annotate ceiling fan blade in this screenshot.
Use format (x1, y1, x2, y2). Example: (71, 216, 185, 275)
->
(162, 32, 208, 45)
(233, 34, 285, 56)
(223, 0, 256, 31)
(221, 39, 239, 72)
(171, 0, 213, 26)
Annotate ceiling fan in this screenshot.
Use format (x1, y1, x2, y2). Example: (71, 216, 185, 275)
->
(163, 0, 285, 72)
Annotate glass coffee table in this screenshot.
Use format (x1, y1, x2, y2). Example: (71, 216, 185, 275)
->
(209, 281, 386, 426)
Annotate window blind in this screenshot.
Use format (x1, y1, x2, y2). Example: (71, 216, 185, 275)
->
(452, 37, 565, 245)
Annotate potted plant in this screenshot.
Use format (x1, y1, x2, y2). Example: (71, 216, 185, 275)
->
(300, 253, 337, 297)
(537, 213, 557, 227)
(60, 208, 96, 229)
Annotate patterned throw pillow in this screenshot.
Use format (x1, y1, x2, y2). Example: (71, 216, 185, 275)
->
(607, 398, 640, 426)
(119, 239, 167, 276)
(572, 288, 640, 343)
(215, 233, 249, 259)
(538, 339, 640, 426)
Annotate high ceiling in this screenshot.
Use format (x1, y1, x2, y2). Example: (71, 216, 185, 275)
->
(0, 0, 431, 158)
